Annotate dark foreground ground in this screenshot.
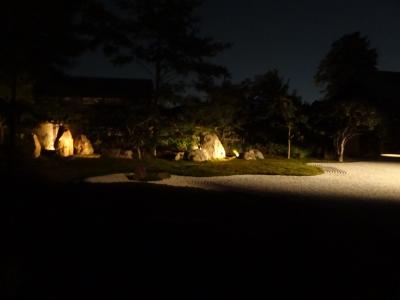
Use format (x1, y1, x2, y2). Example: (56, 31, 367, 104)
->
(2, 178, 400, 299)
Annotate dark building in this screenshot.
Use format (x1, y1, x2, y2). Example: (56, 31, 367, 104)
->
(34, 75, 154, 106)
(374, 71, 400, 108)
(374, 71, 400, 153)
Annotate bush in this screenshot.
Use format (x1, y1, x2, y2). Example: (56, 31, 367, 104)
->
(244, 143, 313, 159)
(264, 142, 287, 157)
(159, 135, 199, 152)
(291, 146, 313, 159)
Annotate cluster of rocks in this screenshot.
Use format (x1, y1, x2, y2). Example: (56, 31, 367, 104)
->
(175, 133, 226, 162)
(28, 124, 266, 162)
(30, 122, 94, 158)
(173, 133, 265, 162)
(243, 149, 264, 160)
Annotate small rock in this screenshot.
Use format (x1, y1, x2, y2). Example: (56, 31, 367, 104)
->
(244, 149, 264, 160)
(74, 134, 94, 156)
(175, 152, 185, 161)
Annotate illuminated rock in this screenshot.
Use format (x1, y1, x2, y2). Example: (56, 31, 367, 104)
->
(74, 134, 94, 156)
(175, 152, 185, 161)
(200, 133, 226, 160)
(35, 122, 59, 150)
(244, 149, 264, 160)
(33, 133, 41, 158)
(188, 149, 209, 162)
(56, 129, 74, 157)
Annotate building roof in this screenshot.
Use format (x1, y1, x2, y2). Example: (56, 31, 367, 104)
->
(34, 76, 154, 99)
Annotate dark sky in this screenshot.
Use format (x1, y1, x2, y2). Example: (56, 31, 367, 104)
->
(73, 0, 400, 102)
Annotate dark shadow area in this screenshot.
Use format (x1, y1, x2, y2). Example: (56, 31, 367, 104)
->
(2, 177, 400, 299)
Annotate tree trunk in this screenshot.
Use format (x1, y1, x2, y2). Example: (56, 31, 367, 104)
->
(153, 146, 157, 158)
(137, 147, 142, 160)
(287, 125, 291, 159)
(338, 139, 345, 162)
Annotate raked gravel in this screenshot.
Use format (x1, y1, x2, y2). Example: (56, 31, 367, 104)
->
(85, 162, 400, 201)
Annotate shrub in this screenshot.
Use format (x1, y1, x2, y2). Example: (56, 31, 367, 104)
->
(291, 146, 313, 159)
(264, 142, 287, 157)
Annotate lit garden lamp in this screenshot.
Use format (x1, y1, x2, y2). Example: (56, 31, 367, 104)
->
(225, 149, 240, 161)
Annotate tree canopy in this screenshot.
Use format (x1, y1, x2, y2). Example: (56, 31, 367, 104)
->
(315, 32, 378, 102)
(106, 0, 231, 105)
(241, 70, 306, 158)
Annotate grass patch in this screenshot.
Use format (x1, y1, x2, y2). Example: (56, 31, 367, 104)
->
(5, 156, 323, 183)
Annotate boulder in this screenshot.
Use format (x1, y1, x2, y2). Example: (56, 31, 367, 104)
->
(55, 129, 74, 157)
(35, 122, 60, 150)
(33, 133, 41, 158)
(74, 134, 94, 156)
(18, 133, 41, 158)
(200, 133, 225, 160)
(175, 152, 185, 161)
(188, 149, 209, 162)
(244, 149, 264, 160)
(134, 164, 147, 179)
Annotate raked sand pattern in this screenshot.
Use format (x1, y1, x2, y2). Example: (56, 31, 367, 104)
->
(85, 162, 400, 201)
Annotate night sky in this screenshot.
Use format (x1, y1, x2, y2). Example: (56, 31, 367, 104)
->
(73, 0, 400, 102)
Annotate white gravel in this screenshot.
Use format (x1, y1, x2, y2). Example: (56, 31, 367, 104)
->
(85, 162, 400, 201)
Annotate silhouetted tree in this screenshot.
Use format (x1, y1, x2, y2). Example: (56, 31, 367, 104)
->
(107, 0, 231, 106)
(314, 33, 382, 161)
(313, 100, 380, 162)
(244, 70, 306, 159)
(315, 32, 378, 102)
(271, 95, 303, 159)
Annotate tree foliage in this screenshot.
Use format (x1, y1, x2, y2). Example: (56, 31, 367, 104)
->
(107, 0, 231, 105)
(242, 70, 306, 158)
(312, 100, 380, 162)
(315, 32, 378, 101)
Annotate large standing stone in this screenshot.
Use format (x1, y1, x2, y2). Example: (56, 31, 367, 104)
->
(188, 149, 209, 162)
(56, 129, 74, 157)
(33, 133, 41, 158)
(200, 133, 226, 160)
(175, 152, 185, 161)
(74, 134, 94, 156)
(35, 122, 60, 150)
